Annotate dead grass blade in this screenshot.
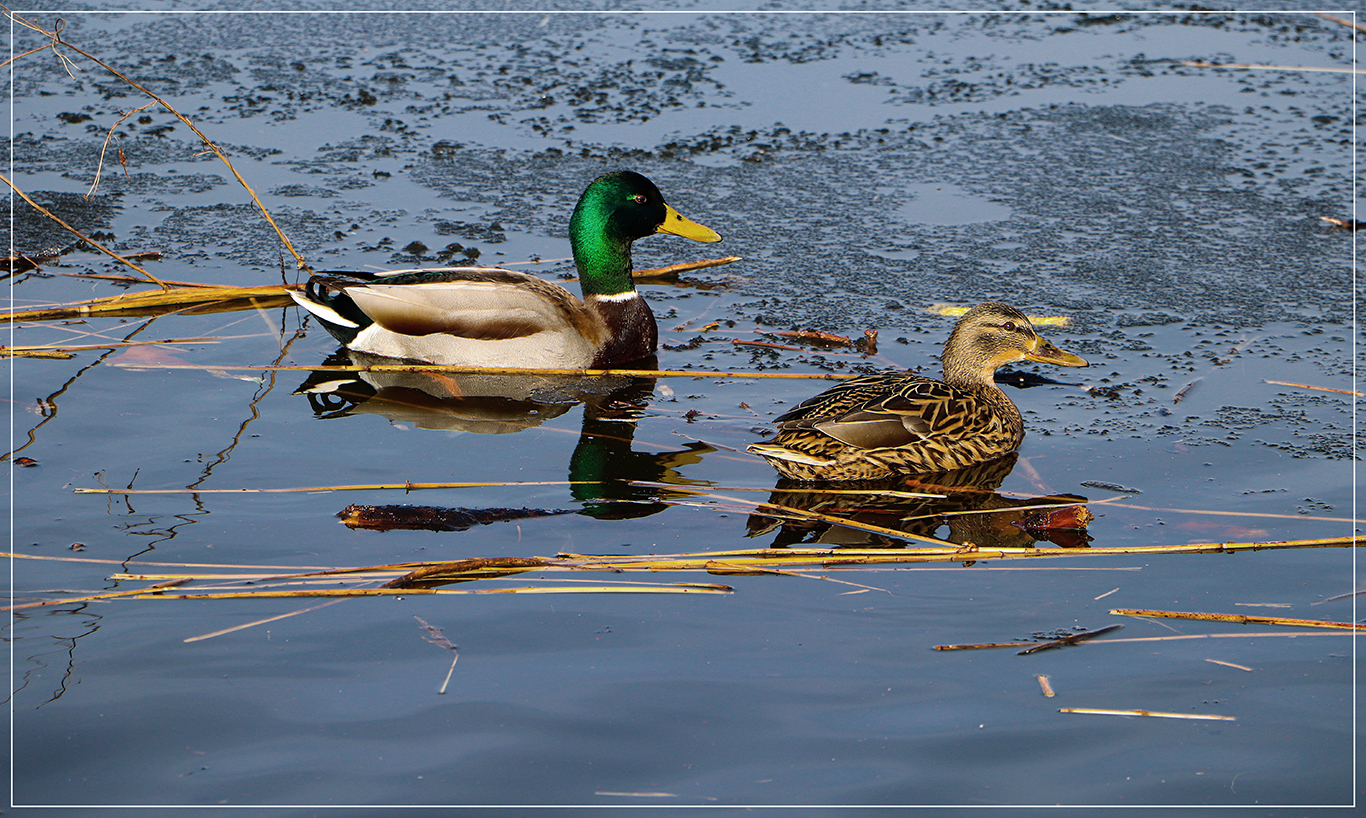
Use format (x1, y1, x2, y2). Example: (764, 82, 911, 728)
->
(1181, 60, 1364, 75)
(1036, 676, 1055, 697)
(74, 479, 598, 495)
(935, 630, 1347, 651)
(139, 584, 732, 601)
(1098, 501, 1363, 524)
(183, 599, 346, 642)
(928, 303, 1071, 327)
(87, 102, 156, 196)
(1110, 608, 1364, 631)
(1205, 659, 1254, 672)
(1263, 379, 1362, 397)
(933, 640, 1035, 651)
(1059, 708, 1235, 721)
(636, 256, 743, 278)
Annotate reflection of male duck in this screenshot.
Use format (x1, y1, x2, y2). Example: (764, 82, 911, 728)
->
(295, 349, 617, 434)
(747, 453, 1092, 549)
(295, 356, 713, 525)
(568, 379, 713, 520)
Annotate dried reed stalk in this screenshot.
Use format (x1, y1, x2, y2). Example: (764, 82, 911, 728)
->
(1017, 624, 1122, 655)
(137, 584, 732, 600)
(74, 479, 598, 495)
(934, 630, 1345, 651)
(1110, 608, 1363, 631)
(6, 285, 295, 322)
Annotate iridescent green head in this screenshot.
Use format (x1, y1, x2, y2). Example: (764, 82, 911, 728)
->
(568, 171, 720, 297)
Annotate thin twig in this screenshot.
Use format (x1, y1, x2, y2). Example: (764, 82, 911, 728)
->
(1315, 12, 1366, 32)
(6, 10, 309, 269)
(87, 102, 155, 197)
(0, 172, 168, 288)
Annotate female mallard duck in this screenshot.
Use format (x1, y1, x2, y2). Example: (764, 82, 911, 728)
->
(748, 302, 1088, 481)
(290, 171, 720, 368)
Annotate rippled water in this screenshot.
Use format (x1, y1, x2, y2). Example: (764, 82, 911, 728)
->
(6, 8, 1357, 813)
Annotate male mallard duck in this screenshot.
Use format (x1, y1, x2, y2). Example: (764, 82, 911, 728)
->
(290, 171, 719, 368)
(748, 302, 1088, 481)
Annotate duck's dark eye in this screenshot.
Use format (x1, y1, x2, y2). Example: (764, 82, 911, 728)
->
(631, 194, 648, 205)
(1002, 320, 1016, 332)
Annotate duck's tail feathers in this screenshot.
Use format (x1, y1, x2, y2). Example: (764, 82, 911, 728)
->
(290, 287, 360, 329)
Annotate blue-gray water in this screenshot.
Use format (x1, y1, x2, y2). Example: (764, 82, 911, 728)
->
(6, 7, 1357, 815)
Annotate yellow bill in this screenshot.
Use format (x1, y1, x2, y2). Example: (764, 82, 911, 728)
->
(657, 204, 721, 243)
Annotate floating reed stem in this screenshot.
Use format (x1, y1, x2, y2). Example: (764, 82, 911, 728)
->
(1059, 708, 1235, 722)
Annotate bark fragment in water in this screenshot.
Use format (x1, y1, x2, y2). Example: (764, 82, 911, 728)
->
(338, 503, 573, 532)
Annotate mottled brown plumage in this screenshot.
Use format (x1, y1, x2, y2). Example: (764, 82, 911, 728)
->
(748, 302, 1088, 481)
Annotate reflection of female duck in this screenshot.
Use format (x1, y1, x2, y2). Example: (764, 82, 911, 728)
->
(291, 171, 719, 368)
(749, 302, 1088, 481)
(748, 454, 1092, 549)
